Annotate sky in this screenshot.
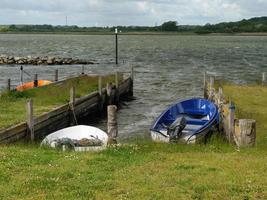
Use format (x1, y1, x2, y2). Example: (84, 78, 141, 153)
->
(0, 0, 266, 26)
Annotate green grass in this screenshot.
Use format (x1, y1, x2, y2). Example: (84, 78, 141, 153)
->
(0, 75, 117, 130)
(0, 82, 266, 199)
(222, 84, 267, 149)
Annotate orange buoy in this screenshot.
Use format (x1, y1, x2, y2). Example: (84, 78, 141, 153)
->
(16, 80, 52, 92)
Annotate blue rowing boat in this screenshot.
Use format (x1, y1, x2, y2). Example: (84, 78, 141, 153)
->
(150, 98, 219, 144)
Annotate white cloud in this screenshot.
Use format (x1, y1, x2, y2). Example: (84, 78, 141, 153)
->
(0, 0, 266, 26)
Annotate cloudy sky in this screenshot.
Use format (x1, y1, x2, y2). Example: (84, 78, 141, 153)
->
(0, 0, 266, 26)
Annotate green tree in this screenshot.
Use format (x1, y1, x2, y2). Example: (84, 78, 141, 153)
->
(161, 21, 178, 31)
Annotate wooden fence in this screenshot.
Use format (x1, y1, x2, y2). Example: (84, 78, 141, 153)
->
(204, 72, 256, 147)
(0, 70, 133, 144)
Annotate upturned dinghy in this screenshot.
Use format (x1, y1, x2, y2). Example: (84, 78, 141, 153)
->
(41, 125, 108, 151)
(150, 98, 219, 144)
(16, 80, 52, 91)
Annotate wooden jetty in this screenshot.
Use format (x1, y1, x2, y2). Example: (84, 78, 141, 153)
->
(0, 69, 134, 144)
(204, 72, 256, 147)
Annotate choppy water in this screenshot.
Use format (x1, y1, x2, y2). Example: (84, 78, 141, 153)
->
(0, 34, 267, 140)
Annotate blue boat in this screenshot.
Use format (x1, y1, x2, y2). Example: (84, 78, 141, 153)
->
(150, 98, 219, 144)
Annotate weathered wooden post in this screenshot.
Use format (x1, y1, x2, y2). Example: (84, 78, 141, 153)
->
(218, 87, 223, 103)
(20, 66, 24, 85)
(98, 76, 104, 113)
(235, 119, 256, 147)
(55, 69, 58, 82)
(262, 72, 266, 85)
(203, 71, 207, 98)
(6, 79, 11, 91)
(130, 65, 134, 96)
(107, 105, 118, 144)
(26, 99, 34, 141)
(69, 86, 77, 125)
(208, 76, 215, 101)
(115, 71, 119, 89)
(228, 101, 235, 143)
(106, 82, 116, 106)
(34, 74, 38, 87)
(82, 65, 85, 75)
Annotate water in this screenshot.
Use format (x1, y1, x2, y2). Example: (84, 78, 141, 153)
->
(0, 34, 267, 140)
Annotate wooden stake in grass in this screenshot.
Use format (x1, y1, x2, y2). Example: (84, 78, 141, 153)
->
(107, 105, 118, 144)
(26, 99, 34, 141)
(6, 79, 11, 91)
(228, 101, 235, 143)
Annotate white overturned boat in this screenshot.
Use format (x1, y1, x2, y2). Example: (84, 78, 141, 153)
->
(41, 125, 108, 151)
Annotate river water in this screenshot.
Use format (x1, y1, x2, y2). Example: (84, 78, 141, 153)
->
(0, 34, 267, 140)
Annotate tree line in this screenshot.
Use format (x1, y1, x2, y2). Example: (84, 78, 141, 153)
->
(1, 17, 266, 34)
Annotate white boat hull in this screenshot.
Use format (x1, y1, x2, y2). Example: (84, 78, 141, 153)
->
(41, 125, 108, 151)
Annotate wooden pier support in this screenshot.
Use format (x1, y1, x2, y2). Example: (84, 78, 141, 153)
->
(228, 102, 235, 143)
(34, 74, 38, 87)
(208, 76, 215, 101)
(107, 105, 118, 144)
(26, 99, 34, 141)
(262, 72, 266, 85)
(55, 69, 59, 82)
(6, 79, 11, 91)
(203, 71, 207, 99)
(235, 119, 256, 147)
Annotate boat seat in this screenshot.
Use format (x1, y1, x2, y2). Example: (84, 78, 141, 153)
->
(187, 119, 208, 125)
(183, 109, 208, 116)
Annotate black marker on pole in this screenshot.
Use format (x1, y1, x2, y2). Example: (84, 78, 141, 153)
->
(115, 28, 118, 65)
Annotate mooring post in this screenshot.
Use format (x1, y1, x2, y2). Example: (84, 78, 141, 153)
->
(237, 119, 256, 147)
(262, 72, 266, 85)
(98, 76, 104, 113)
(55, 69, 58, 82)
(69, 86, 77, 125)
(20, 66, 24, 85)
(130, 65, 134, 96)
(203, 71, 207, 99)
(209, 76, 215, 101)
(115, 71, 119, 89)
(107, 105, 118, 144)
(115, 28, 118, 65)
(106, 82, 116, 106)
(6, 79, 11, 91)
(34, 74, 38, 87)
(218, 87, 223, 104)
(229, 101, 235, 143)
(69, 86, 75, 108)
(82, 65, 85, 75)
(26, 99, 34, 141)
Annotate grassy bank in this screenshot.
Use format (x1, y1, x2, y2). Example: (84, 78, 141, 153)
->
(0, 83, 266, 199)
(0, 75, 117, 130)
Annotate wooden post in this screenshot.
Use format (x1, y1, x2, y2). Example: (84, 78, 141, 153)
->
(106, 82, 116, 105)
(262, 72, 266, 85)
(115, 71, 119, 89)
(20, 66, 24, 85)
(218, 87, 223, 105)
(6, 79, 11, 91)
(235, 119, 256, 147)
(69, 86, 77, 125)
(130, 65, 134, 96)
(26, 99, 34, 141)
(107, 105, 118, 144)
(98, 76, 102, 96)
(55, 69, 58, 82)
(82, 65, 85, 75)
(69, 87, 75, 108)
(34, 74, 38, 87)
(209, 76, 214, 101)
(98, 76, 104, 113)
(203, 71, 207, 99)
(229, 102, 235, 143)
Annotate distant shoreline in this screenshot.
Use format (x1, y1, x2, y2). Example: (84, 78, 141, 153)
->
(0, 31, 266, 36)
